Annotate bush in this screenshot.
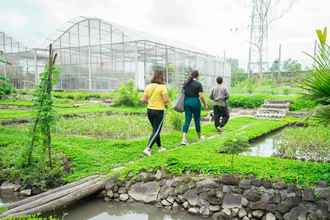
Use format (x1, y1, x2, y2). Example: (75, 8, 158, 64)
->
(276, 126, 330, 162)
(229, 94, 266, 108)
(112, 81, 142, 107)
(290, 96, 317, 111)
(167, 110, 183, 131)
(0, 76, 15, 98)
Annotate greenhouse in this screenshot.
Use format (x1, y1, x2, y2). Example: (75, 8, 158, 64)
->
(1, 17, 231, 91)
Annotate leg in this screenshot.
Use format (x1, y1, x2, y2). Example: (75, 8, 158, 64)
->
(220, 106, 230, 127)
(146, 110, 164, 149)
(213, 106, 221, 128)
(182, 105, 193, 144)
(192, 104, 201, 136)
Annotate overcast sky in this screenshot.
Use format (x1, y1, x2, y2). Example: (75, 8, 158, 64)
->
(1, 0, 328, 69)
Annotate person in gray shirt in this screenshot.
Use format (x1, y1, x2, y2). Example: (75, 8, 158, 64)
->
(209, 76, 230, 131)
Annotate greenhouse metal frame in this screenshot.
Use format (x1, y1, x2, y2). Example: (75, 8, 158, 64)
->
(1, 17, 231, 91)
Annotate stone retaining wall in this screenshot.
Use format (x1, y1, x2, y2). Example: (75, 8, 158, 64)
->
(103, 170, 330, 220)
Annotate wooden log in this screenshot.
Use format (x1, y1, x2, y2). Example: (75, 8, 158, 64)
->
(1, 178, 106, 218)
(1, 176, 105, 218)
(7, 175, 101, 209)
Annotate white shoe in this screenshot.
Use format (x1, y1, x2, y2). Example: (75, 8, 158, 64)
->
(143, 148, 152, 156)
(217, 127, 224, 132)
(158, 147, 166, 152)
(200, 136, 205, 142)
(181, 139, 188, 145)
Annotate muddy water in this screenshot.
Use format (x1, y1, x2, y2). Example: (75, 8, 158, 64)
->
(241, 129, 283, 157)
(57, 198, 210, 220)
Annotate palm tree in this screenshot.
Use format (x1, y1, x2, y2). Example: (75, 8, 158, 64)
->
(302, 28, 330, 124)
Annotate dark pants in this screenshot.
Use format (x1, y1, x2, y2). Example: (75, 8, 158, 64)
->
(147, 109, 164, 149)
(213, 105, 230, 128)
(182, 97, 201, 133)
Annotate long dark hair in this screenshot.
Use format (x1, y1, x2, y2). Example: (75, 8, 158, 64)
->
(183, 70, 199, 89)
(151, 70, 165, 84)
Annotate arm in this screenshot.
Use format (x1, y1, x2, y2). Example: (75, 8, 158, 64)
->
(199, 92, 208, 111)
(209, 88, 214, 100)
(161, 86, 170, 106)
(224, 88, 229, 100)
(141, 88, 148, 104)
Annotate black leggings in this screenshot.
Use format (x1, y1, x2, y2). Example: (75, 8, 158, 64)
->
(213, 106, 230, 128)
(146, 109, 164, 149)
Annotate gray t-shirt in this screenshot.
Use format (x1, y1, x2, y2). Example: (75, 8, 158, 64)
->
(209, 84, 229, 107)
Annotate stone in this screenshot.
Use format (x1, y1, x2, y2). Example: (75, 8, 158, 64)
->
(316, 188, 330, 200)
(188, 207, 199, 214)
(106, 190, 114, 198)
(20, 189, 32, 196)
(166, 196, 175, 204)
(199, 191, 221, 205)
(196, 178, 219, 189)
(302, 189, 315, 202)
(251, 179, 263, 187)
(155, 169, 163, 180)
(262, 213, 276, 220)
(250, 201, 276, 211)
(242, 216, 249, 220)
(283, 206, 307, 220)
(209, 205, 221, 212)
(158, 185, 174, 200)
(183, 201, 189, 209)
(239, 179, 252, 190)
(174, 183, 190, 195)
(238, 208, 247, 218)
(261, 180, 272, 189)
(232, 207, 240, 216)
(277, 197, 301, 214)
(128, 181, 160, 203)
(273, 182, 286, 190)
(287, 184, 298, 193)
(223, 185, 233, 193)
(252, 210, 264, 218)
(161, 199, 171, 206)
(216, 190, 224, 199)
(119, 194, 129, 201)
(212, 211, 230, 220)
(118, 187, 126, 194)
(223, 193, 242, 209)
(200, 205, 210, 216)
(104, 179, 117, 190)
(0, 182, 20, 191)
(317, 181, 328, 188)
(221, 174, 240, 185)
(261, 192, 274, 203)
(241, 197, 249, 207)
(183, 189, 199, 206)
(244, 188, 261, 202)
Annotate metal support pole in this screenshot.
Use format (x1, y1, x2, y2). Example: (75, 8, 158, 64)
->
(277, 44, 282, 81)
(165, 47, 169, 84)
(34, 49, 38, 86)
(88, 20, 92, 90)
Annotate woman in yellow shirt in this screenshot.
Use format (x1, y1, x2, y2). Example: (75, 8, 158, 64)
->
(141, 70, 170, 156)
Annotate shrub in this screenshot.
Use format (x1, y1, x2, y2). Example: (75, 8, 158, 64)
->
(112, 81, 142, 107)
(276, 126, 330, 162)
(167, 110, 183, 131)
(0, 75, 15, 99)
(290, 96, 317, 111)
(229, 94, 266, 108)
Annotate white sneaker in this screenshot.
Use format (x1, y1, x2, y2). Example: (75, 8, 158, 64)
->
(181, 139, 188, 145)
(217, 127, 224, 132)
(143, 148, 152, 156)
(158, 147, 166, 152)
(200, 136, 205, 142)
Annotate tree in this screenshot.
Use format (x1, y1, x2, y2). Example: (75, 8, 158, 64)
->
(249, 0, 296, 78)
(282, 58, 302, 72)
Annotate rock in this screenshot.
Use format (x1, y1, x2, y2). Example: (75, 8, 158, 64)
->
(241, 197, 249, 207)
(223, 193, 242, 209)
(200, 205, 210, 216)
(221, 174, 240, 185)
(119, 194, 129, 201)
(242, 216, 249, 220)
(273, 182, 286, 190)
(287, 184, 298, 193)
(196, 178, 219, 189)
(106, 190, 114, 198)
(118, 187, 126, 194)
(232, 207, 240, 216)
(158, 185, 174, 200)
(223, 185, 233, 193)
(188, 207, 199, 214)
(167, 196, 175, 204)
(174, 183, 190, 195)
(262, 212, 276, 220)
(302, 189, 315, 202)
(317, 181, 328, 188)
(20, 189, 32, 196)
(238, 208, 247, 218)
(239, 180, 252, 190)
(261, 180, 272, 189)
(155, 169, 163, 180)
(0, 182, 21, 191)
(183, 201, 189, 209)
(283, 206, 307, 220)
(216, 190, 224, 199)
(250, 201, 276, 211)
(252, 210, 264, 218)
(139, 172, 155, 182)
(251, 179, 263, 187)
(277, 197, 301, 214)
(244, 188, 261, 202)
(128, 181, 160, 203)
(315, 188, 330, 200)
(161, 199, 171, 206)
(183, 189, 199, 206)
(261, 192, 274, 203)
(212, 211, 230, 220)
(105, 178, 117, 190)
(209, 205, 221, 212)
(199, 191, 221, 205)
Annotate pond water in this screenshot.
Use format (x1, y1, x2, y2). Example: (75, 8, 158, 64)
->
(241, 129, 283, 157)
(56, 199, 210, 220)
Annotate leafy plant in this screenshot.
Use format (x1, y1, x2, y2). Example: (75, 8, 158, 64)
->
(0, 76, 15, 99)
(301, 27, 330, 124)
(167, 110, 183, 131)
(112, 81, 141, 107)
(219, 136, 251, 170)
